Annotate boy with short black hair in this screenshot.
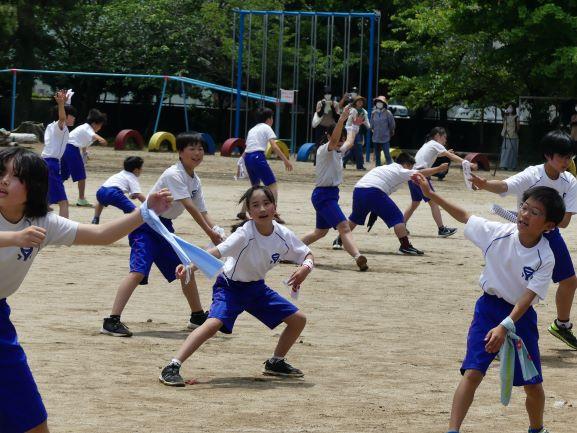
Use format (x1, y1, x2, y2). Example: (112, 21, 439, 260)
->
(101, 133, 224, 337)
(471, 130, 577, 350)
(92, 156, 145, 224)
(414, 172, 562, 433)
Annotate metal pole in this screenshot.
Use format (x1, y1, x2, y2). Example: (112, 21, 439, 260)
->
(10, 70, 17, 130)
(234, 11, 245, 138)
(153, 77, 168, 134)
(365, 15, 375, 163)
(291, 15, 301, 154)
(245, 13, 253, 134)
(229, 14, 237, 137)
(275, 14, 284, 137)
(181, 81, 189, 131)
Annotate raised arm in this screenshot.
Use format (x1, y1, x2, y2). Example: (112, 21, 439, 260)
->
(332, 106, 351, 152)
(411, 173, 470, 224)
(470, 173, 508, 194)
(54, 90, 67, 130)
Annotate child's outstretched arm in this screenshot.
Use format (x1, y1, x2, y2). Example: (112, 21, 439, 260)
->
(439, 149, 478, 170)
(268, 139, 293, 172)
(54, 90, 67, 130)
(92, 133, 107, 146)
(0, 226, 47, 248)
(484, 289, 536, 353)
(175, 246, 222, 279)
(418, 163, 449, 178)
(470, 173, 508, 194)
(411, 172, 470, 224)
(286, 253, 314, 290)
(73, 189, 172, 245)
(130, 193, 147, 203)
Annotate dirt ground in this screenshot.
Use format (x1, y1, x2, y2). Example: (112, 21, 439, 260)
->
(8, 144, 577, 432)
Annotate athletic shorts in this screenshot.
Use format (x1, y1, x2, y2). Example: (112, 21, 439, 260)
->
(244, 151, 276, 186)
(128, 217, 181, 285)
(208, 275, 298, 334)
(60, 143, 86, 182)
(349, 187, 404, 228)
(311, 186, 347, 230)
(96, 186, 136, 214)
(44, 157, 67, 204)
(408, 177, 435, 203)
(461, 293, 542, 386)
(0, 299, 48, 433)
(544, 228, 575, 283)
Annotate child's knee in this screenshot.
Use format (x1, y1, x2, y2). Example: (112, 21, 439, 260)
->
(287, 311, 307, 329)
(559, 275, 577, 291)
(337, 220, 352, 234)
(463, 369, 484, 385)
(524, 383, 544, 398)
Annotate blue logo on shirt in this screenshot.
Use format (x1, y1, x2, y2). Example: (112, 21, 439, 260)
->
(522, 266, 535, 281)
(17, 247, 33, 262)
(191, 189, 198, 198)
(270, 253, 280, 264)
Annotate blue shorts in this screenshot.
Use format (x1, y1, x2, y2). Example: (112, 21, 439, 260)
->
(461, 293, 542, 386)
(96, 186, 136, 214)
(349, 187, 404, 228)
(60, 143, 86, 182)
(208, 275, 298, 334)
(43, 157, 67, 204)
(408, 178, 435, 203)
(128, 217, 181, 285)
(544, 228, 575, 283)
(311, 186, 347, 230)
(0, 299, 48, 433)
(244, 151, 276, 186)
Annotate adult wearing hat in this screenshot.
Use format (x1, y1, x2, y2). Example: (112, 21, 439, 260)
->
(371, 96, 396, 166)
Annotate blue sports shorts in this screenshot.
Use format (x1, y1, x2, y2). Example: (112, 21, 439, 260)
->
(60, 143, 86, 182)
(244, 151, 277, 186)
(349, 187, 404, 228)
(44, 157, 67, 204)
(311, 186, 347, 230)
(96, 186, 136, 214)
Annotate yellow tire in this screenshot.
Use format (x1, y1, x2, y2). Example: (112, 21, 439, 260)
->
(148, 131, 176, 152)
(569, 158, 576, 177)
(379, 147, 403, 165)
(265, 140, 290, 159)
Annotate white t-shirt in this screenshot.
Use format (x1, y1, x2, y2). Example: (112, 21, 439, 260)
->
(503, 164, 577, 213)
(245, 123, 276, 153)
(315, 142, 343, 187)
(217, 220, 310, 282)
(464, 215, 554, 305)
(102, 170, 142, 197)
(149, 161, 206, 220)
(0, 211, 78, 299)
(41, 121, 69, 159)
(68, 123, 96, 148)
(355, 163, 416, 195)
(414, 139, 446, 169)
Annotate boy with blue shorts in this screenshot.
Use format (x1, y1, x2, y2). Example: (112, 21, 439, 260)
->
(101, 133, 224, 337)
(41, 90, 76, 219)
(301, 106, 368, 271)
(471, 130, 577, 350)
(413, 172, 563, 433)
(92, 156, 145, 224)
(61, 108, 107, 207)
(334, 152, 449, 255)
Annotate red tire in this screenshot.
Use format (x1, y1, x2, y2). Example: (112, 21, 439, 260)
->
(220, 138, 246, 157)
(465, 152, 490, 171)
(115, 129, 144, 151)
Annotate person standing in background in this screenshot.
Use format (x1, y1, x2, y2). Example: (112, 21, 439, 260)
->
(499, 103, 520, 171)
(371, 96, 396, 166)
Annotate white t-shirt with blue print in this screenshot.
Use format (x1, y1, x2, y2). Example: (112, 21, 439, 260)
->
(464, 215, 554, 305)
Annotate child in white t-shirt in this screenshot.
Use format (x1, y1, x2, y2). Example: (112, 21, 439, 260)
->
(92, 156, 145, 224)
(0, 146, 171, 433)
(159, 185, 313, 386)
(404, 126, 476, 237)
(413, 172, 563, 433)
(61, 108, 107, 207)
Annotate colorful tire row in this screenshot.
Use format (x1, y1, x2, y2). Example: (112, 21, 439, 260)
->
(114, 130, 216, 154)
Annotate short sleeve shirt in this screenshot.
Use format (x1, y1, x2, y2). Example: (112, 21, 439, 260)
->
(0, 211, 78, 299)
(355, 163, 415, 195)
(315, 142, 343, 187)
(102, 170, 142, 196)
(414, 140, 446, 169)
(217, 220, 311, 282)
(245, 123, 276, 153)
(149, 162, 207, 220)
(41, 121, 69, 159)
(68, 123, 96, 148)
(464, 215, 554, 305)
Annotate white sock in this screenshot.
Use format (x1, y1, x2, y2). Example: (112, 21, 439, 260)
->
(170, 358, 182, 366)
(555, 319, 572, 329)
(353, 253, 361, 260)
(270, 356, 284, 362)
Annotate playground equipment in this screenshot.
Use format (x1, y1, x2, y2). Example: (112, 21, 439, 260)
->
(148, 131, 176, 152)
(265, 140, 290, 159)
(201, 133, 216, 155)
(297, 142, 316, 162)
(220, 138, 246, 157)
(465, 152, 491, 171)
(114, 129, 144, 150)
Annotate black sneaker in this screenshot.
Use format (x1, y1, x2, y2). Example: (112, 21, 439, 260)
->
(187, 311, 208, 330)
(438, 226, 457, 238)
(548, 321, 577, 350)
(91, 216, 100, 225)
(159, 363, 185, 387)
(263, 358, 304, 377)
(101, 317, 132, 337)
(332, 236, 343, 250)
(398, 244, 424, 255)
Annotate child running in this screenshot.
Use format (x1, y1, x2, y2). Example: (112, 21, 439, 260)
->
(61, 108, 108, 207)
(41, 90, 76, 218)
(159, 185, 312, 386)
(0, 147, 171, 433)
(413, 172, 562, 433)
(333, 152, 449, 255)
(301, 106, 368, 271)
(92, 156, 145, 224)
(101, 133, 224, 337)
(404, 126, 476, 237)
(471, 130, 577, 350)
